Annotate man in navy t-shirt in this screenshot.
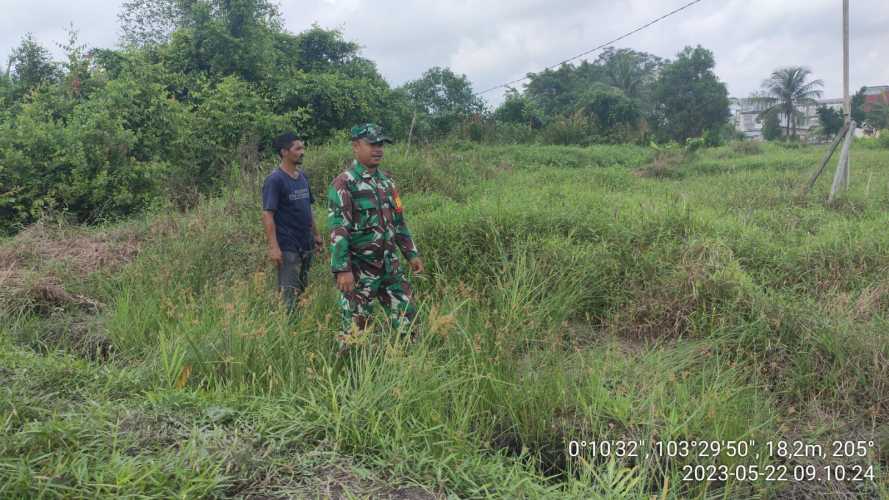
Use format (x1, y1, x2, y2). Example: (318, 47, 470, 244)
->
(262, 132, 322, 311)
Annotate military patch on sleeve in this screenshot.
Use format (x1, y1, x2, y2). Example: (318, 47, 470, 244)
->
(393, 189, 404, 213)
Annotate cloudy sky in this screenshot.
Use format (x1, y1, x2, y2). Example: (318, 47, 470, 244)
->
(2, 0, 887, 106)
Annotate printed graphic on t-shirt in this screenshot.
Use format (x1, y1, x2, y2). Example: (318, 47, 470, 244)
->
(289, 188, 311, 201)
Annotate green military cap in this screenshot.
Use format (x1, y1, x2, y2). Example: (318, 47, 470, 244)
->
(350, 123, 393, 144)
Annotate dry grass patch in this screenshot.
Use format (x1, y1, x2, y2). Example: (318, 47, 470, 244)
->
(0, 220, 152, 315)
(607, 240, 756, 340)
(634, 148, 688, 179)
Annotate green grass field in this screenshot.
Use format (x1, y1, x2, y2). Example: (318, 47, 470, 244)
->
(2, 140, 888, 498)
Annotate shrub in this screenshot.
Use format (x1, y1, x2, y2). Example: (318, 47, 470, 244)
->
(703, 127, 723, 147)
(729, 141, 763, 156)
(540, 115, 593, 146)
(637, 142, 687, 178)
(0, 85, 166, 233)
(762, 113, 782, 141)
(777, 138, 803, 149)
(880, 130, 889, 149)
(685, 137, 706, 153)
(454, 119, 537, 145)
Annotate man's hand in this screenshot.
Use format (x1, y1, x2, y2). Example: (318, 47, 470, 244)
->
(313, 233, 324, 255)
(336, 271, 355, 293)
(409, 257, 424, 274)
(268, 246, 283, 268)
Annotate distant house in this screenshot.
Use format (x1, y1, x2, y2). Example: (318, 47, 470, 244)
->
(858, 85, 889, 137)
(732, 97, 843, 142)
(861, 85, 889, 112)
(732, 85, 888, 141)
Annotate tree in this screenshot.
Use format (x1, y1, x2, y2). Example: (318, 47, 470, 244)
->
(264, 26, 397, 141)
(156, 0, 282, 82)
(6, 33, 61, 100)
(753, 66, 823, 139)
(596, 47, 662, 100)
(816, 106, 844, 138)
(400, 66, 485, 139)
(850, 86, 889, 129)
(0, 67, 10, 107)
(494, 88, 541, 127)
(524, 63, 598, 119)
(865, 102, 889, 130)
(761, 112, 782, 141)
(851, 87, 867, 123)
(272, 70, 390, 141)
(596, 47, 661, 123)
(291, 25, 360, 73)
(575, 84, 640, 143)
(119, 0, 184, 47)
(653, 46, 730, 143)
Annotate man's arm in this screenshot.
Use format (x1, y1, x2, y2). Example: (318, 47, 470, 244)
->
(390, 186, 424, 274)
(262, 210, 283, 267)
(328, 178, 355, 292)
(261, 176, 283, 267)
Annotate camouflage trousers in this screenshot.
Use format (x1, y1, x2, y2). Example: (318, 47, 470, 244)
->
(337, 259, 417, 347)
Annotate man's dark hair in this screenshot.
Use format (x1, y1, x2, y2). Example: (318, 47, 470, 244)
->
(273, 132, 302, 158)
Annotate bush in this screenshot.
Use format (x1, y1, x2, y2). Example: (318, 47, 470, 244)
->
(0, 85, 166, 233)
(729, 141, 763, 156)
(776, 138, 803, 149)
(880, 130, 889, 149)
(685, 137, 705, 153)
(454, 119, 537, 145)
(637, 142, 687, 178)
(703, 128, 723, 147)
(540, 115, 593, 146)
(762, 113, 782, 141)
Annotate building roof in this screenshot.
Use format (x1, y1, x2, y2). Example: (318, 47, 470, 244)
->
(862, 86, 889, 111)
(818, 98, 844, 105)
(863, 85, 889, 96)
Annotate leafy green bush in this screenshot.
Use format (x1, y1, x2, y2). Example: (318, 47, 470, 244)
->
(685, 136, 706, 153)
(762, 112, 782, 141)
(703, 127, 723, 147)
(0, 85, 166, 233)
(172, 76, 305, 201)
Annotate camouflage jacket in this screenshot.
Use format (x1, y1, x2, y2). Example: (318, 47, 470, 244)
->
(327, 161, 419, 274)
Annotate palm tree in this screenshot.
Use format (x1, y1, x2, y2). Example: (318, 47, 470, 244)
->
(751, 67, 824, 139)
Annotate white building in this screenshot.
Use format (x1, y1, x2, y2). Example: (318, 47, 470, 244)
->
(733, 85, 889, 141)
(732, 97, 843, 142)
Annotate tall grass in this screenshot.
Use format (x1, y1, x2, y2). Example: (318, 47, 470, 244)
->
(2, 140, 888, 497)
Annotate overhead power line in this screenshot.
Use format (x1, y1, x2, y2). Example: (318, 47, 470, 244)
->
(477, 0, 706, 95)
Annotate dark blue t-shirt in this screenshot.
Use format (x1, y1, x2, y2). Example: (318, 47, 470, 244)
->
(262, 168, 315, 253)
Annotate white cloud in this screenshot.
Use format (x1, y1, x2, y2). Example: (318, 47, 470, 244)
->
(2, 0, 887, 107)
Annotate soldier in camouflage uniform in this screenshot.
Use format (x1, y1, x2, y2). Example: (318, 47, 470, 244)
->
(328, 123, 424, 348)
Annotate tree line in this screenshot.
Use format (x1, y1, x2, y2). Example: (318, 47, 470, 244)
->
(0, 0, 735, 235)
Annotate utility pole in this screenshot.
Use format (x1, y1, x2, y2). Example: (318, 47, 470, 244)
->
(843, 0, 850, 123)
(841, 0, 851, 188)
(829, 0, 853, 202)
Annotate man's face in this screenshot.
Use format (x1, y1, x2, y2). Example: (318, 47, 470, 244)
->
(282, 140, 305, 165)
(353, 139, 384, 168)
